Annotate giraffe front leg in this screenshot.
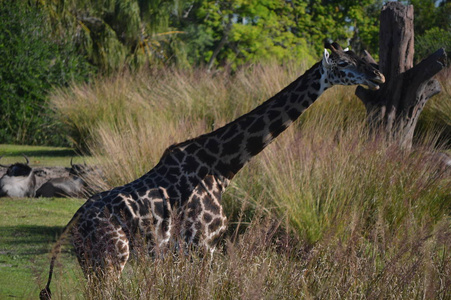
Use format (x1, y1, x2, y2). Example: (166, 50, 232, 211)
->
(181, 194, 227, 254)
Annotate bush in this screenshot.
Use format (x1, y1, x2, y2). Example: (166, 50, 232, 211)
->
(415, 27, 451, 63)
(0, 1, 95, 146)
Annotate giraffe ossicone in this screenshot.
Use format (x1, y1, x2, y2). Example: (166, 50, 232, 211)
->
(40, 42, 384, 300)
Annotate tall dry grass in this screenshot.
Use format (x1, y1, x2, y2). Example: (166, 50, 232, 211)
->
(48, 63, 451, 298)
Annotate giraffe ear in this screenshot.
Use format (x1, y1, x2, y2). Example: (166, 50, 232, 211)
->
(323, 49, 331, 67)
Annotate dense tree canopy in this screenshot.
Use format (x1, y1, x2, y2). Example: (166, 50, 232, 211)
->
(30, 0, 389, 71)
(174, 0, 383, 69)
(1, 0, 449, 145)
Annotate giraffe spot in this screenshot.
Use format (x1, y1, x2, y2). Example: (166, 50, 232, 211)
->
(140, 218, 151, 229)
(311, 81, 320, 91)
(203, 213, 213, 223)
(202, 197, 220, 214)
(287, 108, 300, 121)
(184, 229, 193, 243)
(188, 174, 199, 187)
(296, 80, 309, 92)
(246, 136, 264, 156)
(267, 110, 280, 120)
(204, 138, 220, 153)
(213, 189, 222, 201)
(185, 143, 200, 153)
(155, 164, 167, 175)
(198, 166, 209, 178)
(173, 150, 186, 163)
(312, 69, 321, 80)
(269, 118, 285, 138)
(182, 155, 198, 173)
(229, 156, 243, 174)
(301, 100, 311, 108)
(177, 176, 192, 198)
(209, 234, 223, 248)
(222, 133, 244, 156)
(195, 222, 202, 230)
(166, 167, 180, 182)
(220, 123, 238, 140)
(248, 117, 265, 134)
(215, 161, 234, 179)
(307, 92, 318, 100)
(166, 186, 180, 200)
(121, 187, 133, 194)
(192, 231, 200, 244)
(197, 149, 217, 165)
(153, 200, 165, 218)
(271, 97, 287, 108)
(203, 176, 214, 190)
(208, 218, 222, 233)
(138, 201, 150, 216)
(188, 195, 201, 210)
(162, 153, 178, 166)
(112, 196, 124, 205)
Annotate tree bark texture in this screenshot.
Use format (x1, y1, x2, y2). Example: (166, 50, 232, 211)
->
(355, 2, 447, 150)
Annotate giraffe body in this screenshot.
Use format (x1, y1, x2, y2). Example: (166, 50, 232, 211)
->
(40, 43, 384, 299)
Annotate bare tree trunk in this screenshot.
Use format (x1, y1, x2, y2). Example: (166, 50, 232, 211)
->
(355, 2, 447, 150)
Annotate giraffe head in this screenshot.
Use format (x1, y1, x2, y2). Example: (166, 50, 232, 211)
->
(322, 42, 385, 90)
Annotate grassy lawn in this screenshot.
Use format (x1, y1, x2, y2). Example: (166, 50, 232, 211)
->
(0, 145, 89, 298)
(0, 144, 88, 167)
(0, 197, 86, 299)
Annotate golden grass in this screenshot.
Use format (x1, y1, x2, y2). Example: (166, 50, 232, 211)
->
(47, 62, 451, 298)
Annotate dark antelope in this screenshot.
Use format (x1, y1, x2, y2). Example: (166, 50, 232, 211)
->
(0, 155, 36, 198)
(36, 159, 89, 198)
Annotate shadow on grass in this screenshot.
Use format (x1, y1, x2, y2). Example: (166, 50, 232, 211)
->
(0, 225, 67, 256)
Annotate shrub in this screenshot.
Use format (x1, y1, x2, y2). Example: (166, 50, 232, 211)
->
(0, 1, 94, 146)
(415, 27, 451, 63)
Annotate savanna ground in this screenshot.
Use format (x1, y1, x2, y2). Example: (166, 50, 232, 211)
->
(1, 63, 450, 299)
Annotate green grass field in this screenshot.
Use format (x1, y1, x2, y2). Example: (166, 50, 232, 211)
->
(0, 197, 85, 298)
(0, 146, 86, 298)
(0, 144, 80, 167)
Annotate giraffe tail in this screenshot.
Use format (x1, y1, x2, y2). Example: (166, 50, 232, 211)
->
(39, 213, 81, 300)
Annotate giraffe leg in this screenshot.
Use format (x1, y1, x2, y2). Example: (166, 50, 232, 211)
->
(181, 193, 227, 254)
(74, 220, 130, 280)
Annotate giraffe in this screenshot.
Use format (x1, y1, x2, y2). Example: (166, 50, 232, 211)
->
(40, 42, 384, 299)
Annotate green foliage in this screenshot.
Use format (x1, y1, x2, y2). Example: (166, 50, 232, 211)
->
(174, 0, 382, 69)
(0, 0, 94, 146)
(407, 0, 451, 36)
(39, 0, 182, 72)
(406, 0, 451, 61)
(415, 27, 451, 62)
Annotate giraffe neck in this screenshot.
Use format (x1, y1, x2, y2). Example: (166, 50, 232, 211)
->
(200, 61, 331, 178)
(140, 61, 330, 205)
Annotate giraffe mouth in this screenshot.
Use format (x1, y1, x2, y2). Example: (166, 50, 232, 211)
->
(365, 75, 385, 90)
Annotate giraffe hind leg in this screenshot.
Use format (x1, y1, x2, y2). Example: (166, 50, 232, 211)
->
(74, 223, 130, 281)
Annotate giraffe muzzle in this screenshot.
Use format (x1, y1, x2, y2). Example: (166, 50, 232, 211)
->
(366, 73, 385, 90)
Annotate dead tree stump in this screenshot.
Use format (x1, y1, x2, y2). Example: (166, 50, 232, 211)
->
(356, 2, 447, 150)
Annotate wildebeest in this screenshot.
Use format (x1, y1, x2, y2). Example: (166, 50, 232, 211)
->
(35, 159, 89, 198)
(0, 155, 36, 198)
